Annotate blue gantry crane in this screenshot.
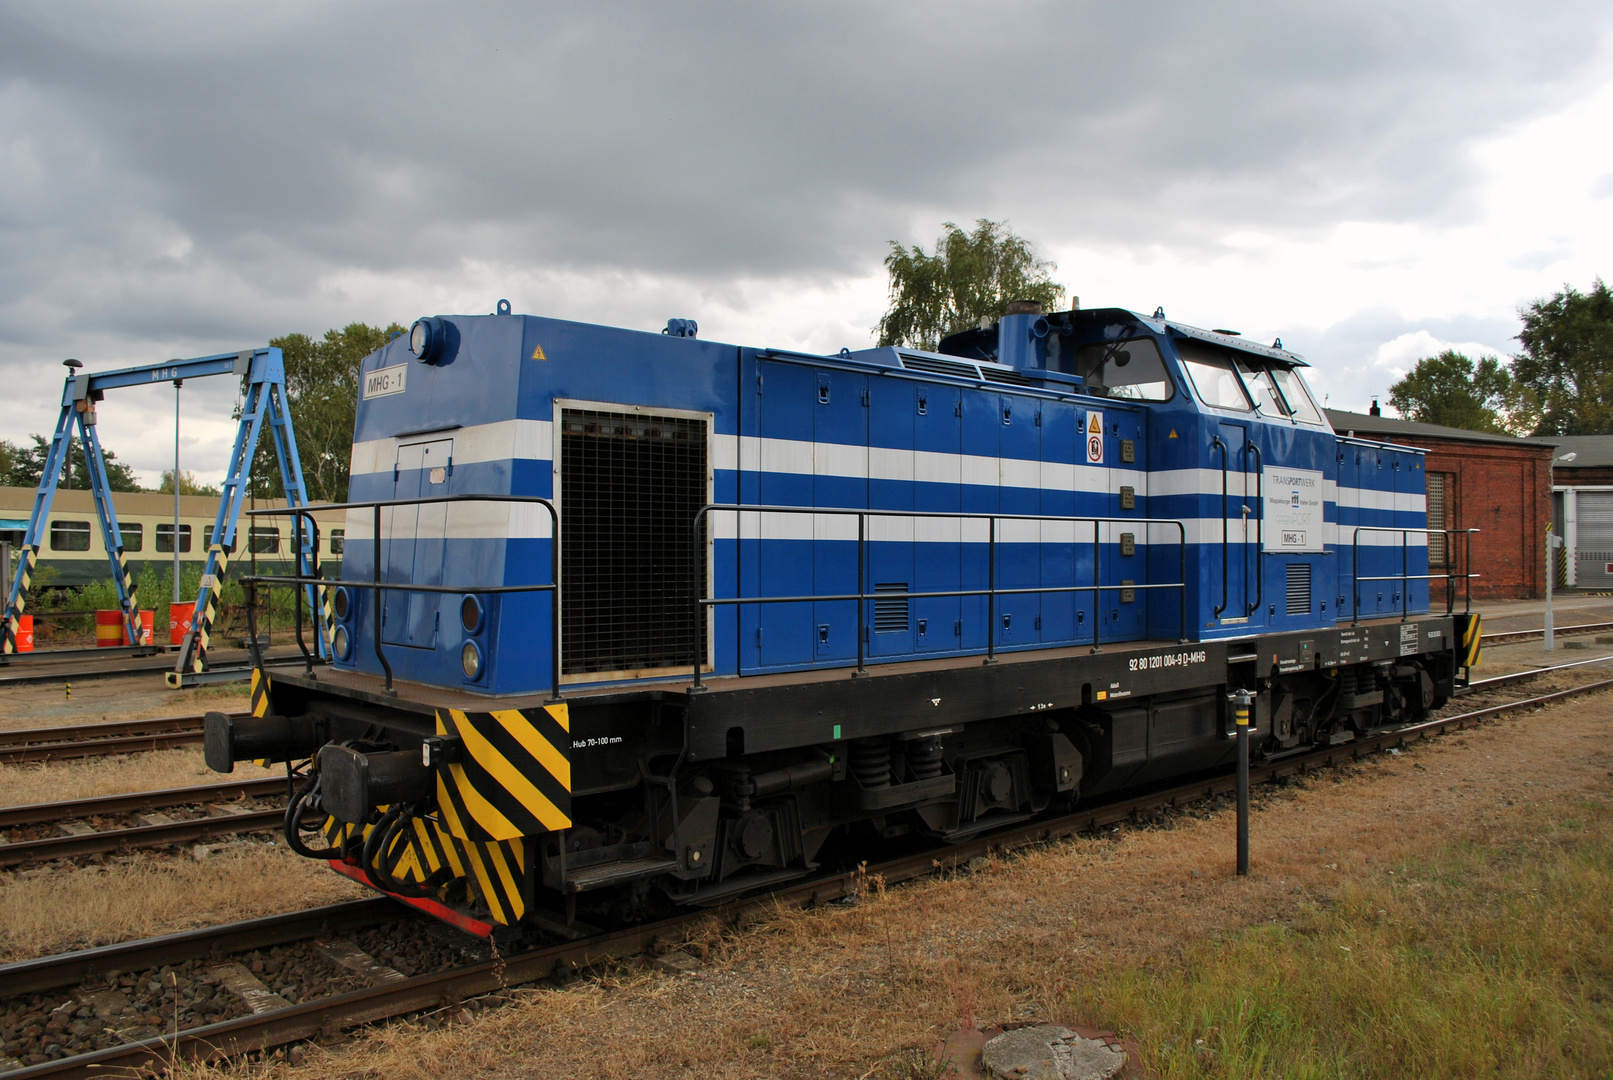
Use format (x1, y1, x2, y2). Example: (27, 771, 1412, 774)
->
(0, 347, 330, 683)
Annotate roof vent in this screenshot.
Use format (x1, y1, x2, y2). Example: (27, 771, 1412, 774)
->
(901, 355, 981, 380)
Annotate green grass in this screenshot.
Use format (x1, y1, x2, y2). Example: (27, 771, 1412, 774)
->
(1074, 797, 1613, 1078)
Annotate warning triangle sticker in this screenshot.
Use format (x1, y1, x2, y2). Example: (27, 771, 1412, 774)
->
(531, 345, 547, 360)
(1169, 428, 1178, 438)
(1087, 414, 1102, 434)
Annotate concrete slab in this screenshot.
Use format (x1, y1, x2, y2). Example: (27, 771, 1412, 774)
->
(981, 1024, 1127, 1080)
(210, 962, 291, 1014)
(316, 938, 407, 984)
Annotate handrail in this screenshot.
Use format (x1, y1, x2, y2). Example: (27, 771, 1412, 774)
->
(688, 504, 1191, 692)
(1246, 440, 1263, 619)
(1212, 435, 1228, 619)
(243, 494, 562, 700)
(1349, 526, 1480, 626)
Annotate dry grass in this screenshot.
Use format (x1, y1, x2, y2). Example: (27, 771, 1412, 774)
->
(0, 679, 250, 731)
(147, 690, 1613, 1080)
(0, 748, 279, 807)
(0, 843, 367, 962)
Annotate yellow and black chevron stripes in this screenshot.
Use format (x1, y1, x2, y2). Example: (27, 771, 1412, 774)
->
(317, 583, 334, 651)
(117, 549, 135, 611)
(190, 544, 229, 672)
(434, 704, 571, 842)
(4, 549, 37, 654)
(1457, 613, 1483, 668)
(392, 816, 529, 925)
(249, 669, 271, 767)
(322, 815, 362, 851)
(325, 809, 530, 926)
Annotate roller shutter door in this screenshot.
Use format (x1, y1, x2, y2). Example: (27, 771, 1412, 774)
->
(1576, 492, 1613, 589)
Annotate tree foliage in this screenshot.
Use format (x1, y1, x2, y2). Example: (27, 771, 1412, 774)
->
(1512, 278, 1613, 436)
(157, 470, 221, 497)
(1386, 350, 1532, 435)
(251, 322, 405, 502)
(1, 434, 142, 492)
(876, 219, 1066, 351)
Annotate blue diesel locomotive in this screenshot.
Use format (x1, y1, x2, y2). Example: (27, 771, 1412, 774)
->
(207, 300, 1479, 936)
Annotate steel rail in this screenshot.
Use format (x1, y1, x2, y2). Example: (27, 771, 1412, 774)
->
(1481, 619, 1613, 645)
(0, 649, 310, 688)
(1459, 653, 1613, 694)
(0, 897, 399, 999)
(0, 776, 285, 830)
(0, 714, 221, 753)
(14, 673, 1613, 1079)
(0, 808, 283, 869)
(0, 717, 231, 765)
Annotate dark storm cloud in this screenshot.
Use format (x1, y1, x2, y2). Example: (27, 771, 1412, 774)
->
(0, 0, 1609, 384)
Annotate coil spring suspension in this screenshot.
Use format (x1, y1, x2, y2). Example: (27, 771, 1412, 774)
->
(849, 737, 893, 789)
(906, 737, 943, 780)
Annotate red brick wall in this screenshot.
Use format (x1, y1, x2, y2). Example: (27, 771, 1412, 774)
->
(1555, 467, 1613, 487)
(1416, 438, 1554, 599)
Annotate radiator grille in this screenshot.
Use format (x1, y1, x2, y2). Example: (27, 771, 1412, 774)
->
(874, 583, 910, 633)
(560, 408, 708, 675)
(1286, 563, 1312, 616)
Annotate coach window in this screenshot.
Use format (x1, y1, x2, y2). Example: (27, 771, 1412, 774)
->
(156, 523, 192, 553)
(249, 527, 280, 555)
(50, 520, 91, 551)
(119, 522, 143, 552)
(1178, 344, 1252, 411)
(1072, 337, 1174, 401)
(203, 526, 236, 553)
(329, 529, 345, 555)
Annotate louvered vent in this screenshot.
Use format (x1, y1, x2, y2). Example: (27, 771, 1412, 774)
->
(1286, 563, 1312, 616)
(874, 583, 910, 633)
(560, 408, 708, 675)
(900, 355, 980, 380)
(979, 365, 1031, 385)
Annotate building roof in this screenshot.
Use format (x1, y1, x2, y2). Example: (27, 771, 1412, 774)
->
(1522, 434, 1613, 469)
(1323, 409, 1545, 449)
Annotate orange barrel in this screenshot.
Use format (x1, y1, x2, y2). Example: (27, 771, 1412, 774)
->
(15, 614, 32, 652)
(125, 609, 155, 646)
(95, 610, 124, 647)
(170, 602, 193, 646)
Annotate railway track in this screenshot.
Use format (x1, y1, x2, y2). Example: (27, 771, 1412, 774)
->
(2, 657, 1608, 868)
(1480, 618, 1613, 645)
(0, 714, 230, 765)
(6, 670, 1613, 1079)
(0, 776, 286, 868)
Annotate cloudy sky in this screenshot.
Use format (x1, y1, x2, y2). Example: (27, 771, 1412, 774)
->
(3, 0, 1612, 486)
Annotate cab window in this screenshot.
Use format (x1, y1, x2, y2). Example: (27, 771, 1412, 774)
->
(1270, 366, 1325, 425)
(1178, 343, 1251, 411)
(1071, 337, 1174, 401)
(1235, 359, 1290, 419)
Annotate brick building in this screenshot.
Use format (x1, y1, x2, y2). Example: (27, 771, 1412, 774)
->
(1326, 409, 1554, 600)
(1538, 434, 1613, 588)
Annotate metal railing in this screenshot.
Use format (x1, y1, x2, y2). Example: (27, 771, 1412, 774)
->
(241, 495, 562, 700)
(1350, 526, 1480, 625)
(688, 504, 1190, 692)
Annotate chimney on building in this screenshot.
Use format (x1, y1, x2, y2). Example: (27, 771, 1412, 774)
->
(1369, 398, 1381, 416)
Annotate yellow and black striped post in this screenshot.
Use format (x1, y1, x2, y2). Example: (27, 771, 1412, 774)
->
(1454, 612, 1483, 669)
(3, 547, 38, 654)
(191, 544, 229, 673)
